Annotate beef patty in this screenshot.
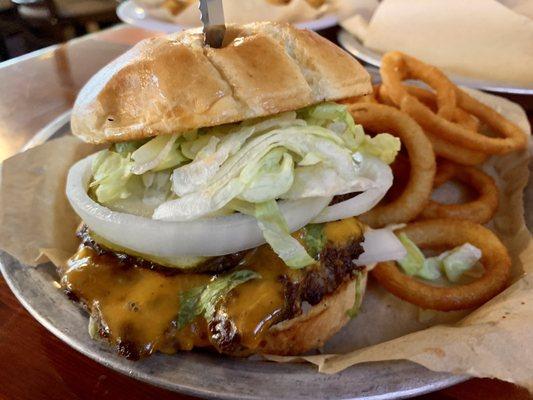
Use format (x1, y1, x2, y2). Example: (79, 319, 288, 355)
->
(61, 218, 365, 359)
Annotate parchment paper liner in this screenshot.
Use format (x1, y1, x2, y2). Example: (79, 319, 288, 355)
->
(1, 89, 531, 390)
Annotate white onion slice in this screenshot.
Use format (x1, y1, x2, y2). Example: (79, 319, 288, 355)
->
(312, 155, 393, 223)
(66, 154, 331, 258)
(355, 228, 406, 267)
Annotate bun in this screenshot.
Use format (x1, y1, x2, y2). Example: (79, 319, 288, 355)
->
(260, 271, 367, 355)
(71, 22, 371, 144)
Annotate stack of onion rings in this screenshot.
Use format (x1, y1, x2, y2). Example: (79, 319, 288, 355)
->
(380, 51, 527, 157)
(348, 103, 436, 228)
(419, 161, 499, 224)
(375, 84, 488, 166)
(377, 85, 480, 132)
(424, 130, 489, 166)
(371, 219, 511, 311)
(379, 52, 457, 120)
(341, 52, 525, 313)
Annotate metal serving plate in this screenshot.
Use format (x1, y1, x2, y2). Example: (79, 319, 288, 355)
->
(0, 118, 469, 399)
(337, 29, 533, 96)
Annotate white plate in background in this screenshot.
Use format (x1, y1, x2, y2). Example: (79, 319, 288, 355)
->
(117, 0, 339, 33)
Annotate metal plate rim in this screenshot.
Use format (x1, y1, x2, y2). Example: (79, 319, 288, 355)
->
(0, 254, 469, 400)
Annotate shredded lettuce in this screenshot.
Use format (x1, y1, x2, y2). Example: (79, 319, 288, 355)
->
(153, 125, 359, 221)
(88, 315, 99, 339)
(254, 200, 316, 268)
(347, 270, 366, 318)
(298, 152, 322, 166)
(397, 233, 482, 282)
(114, 141, 144, 155)
(90, 102, 402, 268)
(358, 134, 401, 164)
(180, 132, 209, 160)
(398, 233, 427, 275)
(227, 198, 256, 215)
(302, 223, 326, 259)
(90, 150, 133, 203)
(397, 233, 442, 280)
(282, 161, 374, 200)
(90, 148, 175, 215)
(172, 112, 301, 197)
(154, 141, 186, 171)
(298, 102, 365, 151)
(175, 269, 260, 330)
(131, 134, 180, 174)
(441, 243, 482, 282)
(239, 150, 295, 203)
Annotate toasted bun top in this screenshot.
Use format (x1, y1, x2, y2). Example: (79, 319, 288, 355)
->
(71, 22, 371, 144)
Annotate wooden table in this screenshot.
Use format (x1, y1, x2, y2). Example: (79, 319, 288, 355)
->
(0, 24, 531, 400)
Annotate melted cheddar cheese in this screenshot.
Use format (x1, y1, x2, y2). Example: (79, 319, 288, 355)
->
(62, 218, 365, 358)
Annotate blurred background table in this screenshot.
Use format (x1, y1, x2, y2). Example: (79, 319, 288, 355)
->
(0, 23, 532, 400)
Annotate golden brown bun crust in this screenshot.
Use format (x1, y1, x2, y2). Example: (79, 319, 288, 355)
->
(71, 22, 372, 144)
(260, 271, 367, 355)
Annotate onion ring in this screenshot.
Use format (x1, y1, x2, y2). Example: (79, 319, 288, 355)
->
(376, 83, 487, 165)
(381, 52, 527, 155)
(372, 219, 511, 311)
(432, 159, 457, 187)
(449, 106, 479, 132)
(347, 103, 436, 228)
(401, 92, 526, 155)
(376, 84, 488, 166)
(66, 153, 331, 258)
(380, 51, 457, 120)
(425, 130, 488, 166)
(419, 162, 499, 224)
(377, 84, 480, 131)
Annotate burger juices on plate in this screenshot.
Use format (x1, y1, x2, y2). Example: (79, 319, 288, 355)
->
(64, 22, 405, 360)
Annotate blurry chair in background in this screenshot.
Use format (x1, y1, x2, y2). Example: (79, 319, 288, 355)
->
(0, 0, 19, 59)
(13, 0, 119, 39)
(9, 0, 119, 54)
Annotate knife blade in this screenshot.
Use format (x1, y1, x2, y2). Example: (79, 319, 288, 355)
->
(199, 0, 226, 48)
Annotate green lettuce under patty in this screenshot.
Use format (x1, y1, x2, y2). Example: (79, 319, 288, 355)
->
(175, 270, 260, 330)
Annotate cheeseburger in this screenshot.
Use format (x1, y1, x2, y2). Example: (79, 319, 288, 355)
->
(64, 22, 404, 359)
